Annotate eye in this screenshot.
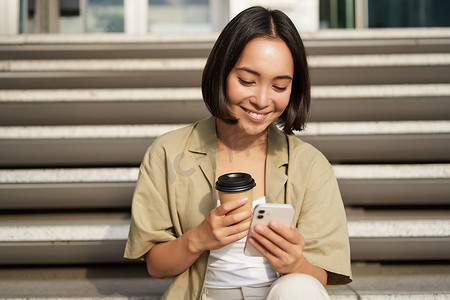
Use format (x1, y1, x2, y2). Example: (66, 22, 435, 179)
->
(273, 85, 288, 92)
(238, 78, 254, 86)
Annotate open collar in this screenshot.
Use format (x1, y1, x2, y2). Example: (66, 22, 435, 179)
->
(187, 117, 289, 203)
(188, 117, 217, 191)
(266, 124, 289, 204)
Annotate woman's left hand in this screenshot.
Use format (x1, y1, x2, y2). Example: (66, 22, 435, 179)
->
(247, 221, 307, 275)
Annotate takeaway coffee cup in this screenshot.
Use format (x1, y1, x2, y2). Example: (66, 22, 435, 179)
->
(215, 172, 256, 217)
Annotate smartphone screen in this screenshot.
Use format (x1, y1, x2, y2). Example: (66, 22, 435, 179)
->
(244, 203, 295, 256)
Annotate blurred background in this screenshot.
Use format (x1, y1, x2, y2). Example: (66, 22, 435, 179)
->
(1, 0, 450, 34)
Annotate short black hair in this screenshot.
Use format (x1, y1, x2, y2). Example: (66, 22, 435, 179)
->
(201, 6, 310, 134)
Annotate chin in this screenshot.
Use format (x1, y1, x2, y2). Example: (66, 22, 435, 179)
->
(239, 122, 270, 136)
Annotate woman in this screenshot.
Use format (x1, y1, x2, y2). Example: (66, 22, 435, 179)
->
(125, 6, 352, 300)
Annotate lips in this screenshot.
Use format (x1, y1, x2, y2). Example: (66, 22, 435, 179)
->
(243, 108, 268, 122)
(247, 110, 265, 118)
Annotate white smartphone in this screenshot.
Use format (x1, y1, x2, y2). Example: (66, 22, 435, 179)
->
(244, 203, 295, 256)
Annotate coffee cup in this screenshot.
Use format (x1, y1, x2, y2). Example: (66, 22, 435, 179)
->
(215, 172, 256, 218)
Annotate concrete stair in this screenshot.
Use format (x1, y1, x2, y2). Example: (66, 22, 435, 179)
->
(1, 53, 449, 89)
(1, 207, 449, 265)
(0, 121, 448, 167)
(1, 84, 449, 125)
(1, 164, 449, 209)
(0, 28, 449, 299)
(0, 263, 449, 300)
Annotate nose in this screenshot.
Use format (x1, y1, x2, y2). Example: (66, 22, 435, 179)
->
(250, 86, 270, 109)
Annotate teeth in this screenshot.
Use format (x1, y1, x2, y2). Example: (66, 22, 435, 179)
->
(247, 110, 265, 118)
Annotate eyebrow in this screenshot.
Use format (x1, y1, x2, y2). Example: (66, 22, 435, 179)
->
(236, 67, 293, 81)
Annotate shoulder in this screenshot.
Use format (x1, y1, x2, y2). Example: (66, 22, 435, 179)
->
(152, 124, 195, 149)
(284, 133, 336, 192)
(143, 117, 215, 165)
(141, 123, 196, 169)
(151, 117, 214, 150)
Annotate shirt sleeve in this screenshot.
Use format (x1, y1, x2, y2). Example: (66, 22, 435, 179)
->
(124, 141, 177, 260)
(296, 152, 353, 286)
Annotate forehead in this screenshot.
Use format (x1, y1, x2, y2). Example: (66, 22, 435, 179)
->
(234, 37, 294, 75)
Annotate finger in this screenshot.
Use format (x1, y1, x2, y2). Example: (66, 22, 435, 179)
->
(268, 221, 303, 245)
(216, 197, 249, 216)
(221, 229, 250, 247)
(247, 236, 273, 258)
(247, 234, 299, 275)
(251, 225, 284, 256)
(222, 208, 253, 226)
(223, 218, 251, 236)
(209, 230, 249, 250)
(212, 219, 251, 248)
(251, 224, 298, 258)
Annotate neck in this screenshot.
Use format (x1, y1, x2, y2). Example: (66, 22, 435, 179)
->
(215, 118, 268, 152)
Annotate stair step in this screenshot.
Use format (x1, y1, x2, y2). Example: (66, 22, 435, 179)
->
(6, 119, 446, 138)
(1, 84, 448, 124)
(0, 263, 171, 299)
(347, 209, 450, 261)
(338, 263, 450, 299)
(0, 87, 208, 125)
(1, 54, 448, 72)
(1, 121, 448, 167)
(335, 164, 450, 206)
(0, 58, 207, 72)
(0, 32, 218, 44)
(312, 83, 450, 121)
(0, 263, 448, 299)
(1, 53, 448, 89)
(307, 37, 450, 55)
(0, 168, 138, 209)
(0, 124, 182, 167)
(0, 210, 448, 264)
(0, 42, 214, 59)
(1, 84, 448, 102)
(301, 121, 450, 163)
(302, 120, 450, 135)
(1, 28, 449, 60)
(2, 164, 447, 184)
(3, 210, 448, 241)
(0, 164, 449, 209)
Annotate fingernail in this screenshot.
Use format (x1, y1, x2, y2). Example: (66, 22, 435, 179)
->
(269, 221, 278, 229)
(255, 224, 264, 233)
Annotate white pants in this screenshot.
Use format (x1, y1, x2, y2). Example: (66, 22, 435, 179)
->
(202, 274, 330, 300)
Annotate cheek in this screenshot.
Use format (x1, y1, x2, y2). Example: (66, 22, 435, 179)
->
(276, 90, 291, 112)
(226, 79, 247, 105)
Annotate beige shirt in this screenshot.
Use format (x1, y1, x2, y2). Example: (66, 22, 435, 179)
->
(124, 117, 352, 300)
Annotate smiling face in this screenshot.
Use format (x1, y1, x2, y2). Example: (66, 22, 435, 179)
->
(224, 37, 294, 138)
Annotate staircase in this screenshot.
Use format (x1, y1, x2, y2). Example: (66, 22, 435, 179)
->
(0, 28, 449, 299)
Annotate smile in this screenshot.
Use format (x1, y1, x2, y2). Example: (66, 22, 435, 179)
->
(244, 108, 268, 121)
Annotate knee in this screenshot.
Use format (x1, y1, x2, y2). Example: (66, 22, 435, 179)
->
(264, 274, 330, 300)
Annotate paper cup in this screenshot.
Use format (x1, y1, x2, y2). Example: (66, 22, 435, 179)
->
(216, 172, 256, 217)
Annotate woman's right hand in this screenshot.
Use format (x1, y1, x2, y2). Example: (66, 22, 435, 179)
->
(189, 197, 252, 254)
(146, 197, 252, 278)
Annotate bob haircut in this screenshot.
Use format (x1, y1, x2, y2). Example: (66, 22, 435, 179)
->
(202, 6, 310, 134)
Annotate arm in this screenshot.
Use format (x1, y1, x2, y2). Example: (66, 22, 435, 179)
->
(247, 221, 327, 287)
(146, 197, 252, 279)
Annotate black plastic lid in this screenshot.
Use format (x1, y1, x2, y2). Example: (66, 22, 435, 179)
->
(215, 172, 256, 193)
